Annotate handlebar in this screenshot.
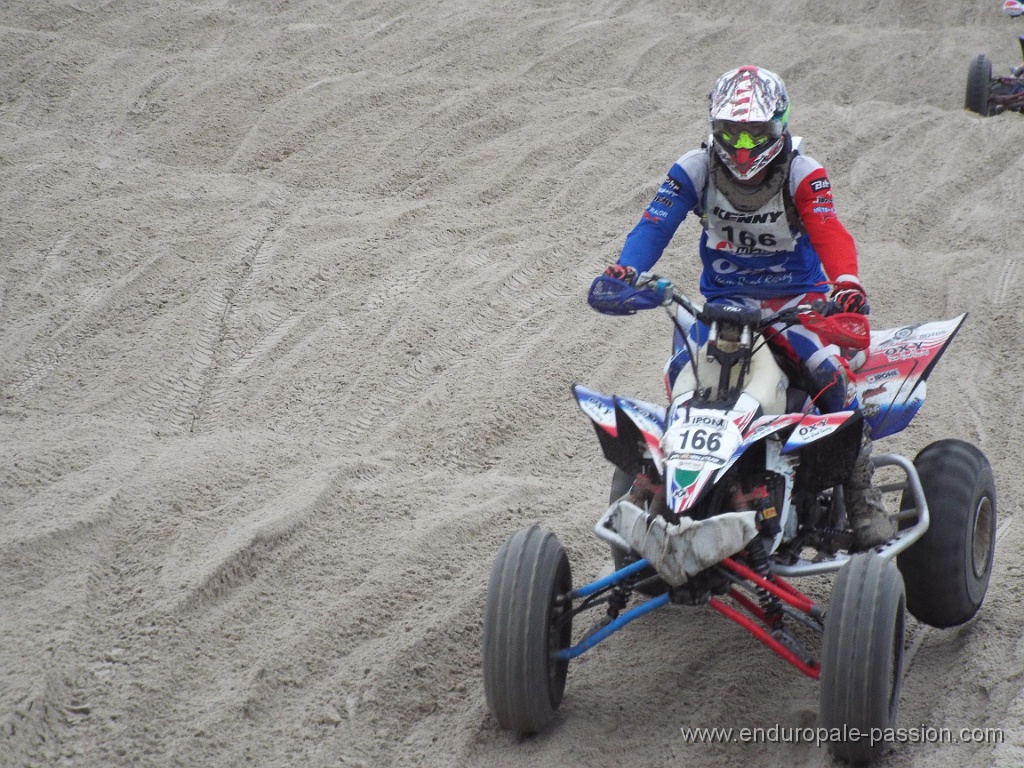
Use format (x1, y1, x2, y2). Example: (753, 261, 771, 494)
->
(590, 271, 864, 347)
(640, 273, 836, 330)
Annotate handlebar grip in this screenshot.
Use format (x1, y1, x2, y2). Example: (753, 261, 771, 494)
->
(816, 299, 842, 317)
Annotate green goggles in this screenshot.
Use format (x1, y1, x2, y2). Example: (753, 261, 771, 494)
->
(712, 120, 781, 150)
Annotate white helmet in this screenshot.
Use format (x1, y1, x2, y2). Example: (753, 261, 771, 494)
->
(708, 66, 790, 181)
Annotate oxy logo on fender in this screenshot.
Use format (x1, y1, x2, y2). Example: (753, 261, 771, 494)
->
(882, 341, 929, 361)
(584, 396, 613, 421)
(796, 420, 833, 441)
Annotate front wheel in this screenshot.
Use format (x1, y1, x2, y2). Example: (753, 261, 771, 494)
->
(965, 53, 993, 115)
(819, 552, 906, 764)
(897, 439, 996, 628)
(482, 525, 573, 735)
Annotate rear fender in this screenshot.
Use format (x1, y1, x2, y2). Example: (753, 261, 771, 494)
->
(854, 314, 966, 439)
(572, 384, 666, 476)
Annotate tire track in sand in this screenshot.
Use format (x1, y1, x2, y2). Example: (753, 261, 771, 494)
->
(133, 199, 301, 433)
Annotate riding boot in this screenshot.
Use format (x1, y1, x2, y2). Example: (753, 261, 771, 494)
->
(844, 430, 895, 550)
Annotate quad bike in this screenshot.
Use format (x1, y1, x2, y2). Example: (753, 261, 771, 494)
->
(965, 35, 1024, 115)
(481, 274, 997, 764)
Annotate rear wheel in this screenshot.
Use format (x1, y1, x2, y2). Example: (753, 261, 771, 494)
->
(819, 552, 906, 764)
(482, 525, 573, 735)
(897, 439, 996, 628)
(965, 53, 993, 115)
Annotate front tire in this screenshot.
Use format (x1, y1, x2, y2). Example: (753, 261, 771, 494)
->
(965, 53, 993, 115)
(482, 525, 573, 735)
(897, 439, 996, 628)
(819, 553, 906, 764)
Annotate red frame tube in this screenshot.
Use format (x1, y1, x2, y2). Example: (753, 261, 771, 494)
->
(709, 557, 822, 679)
(708, 597, 821, 679)
(720, 557, 816, 614)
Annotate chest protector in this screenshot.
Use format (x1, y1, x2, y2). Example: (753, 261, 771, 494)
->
(701, 139, 803, 256)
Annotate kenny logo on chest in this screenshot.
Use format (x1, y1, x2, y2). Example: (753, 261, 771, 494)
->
(711, 206, 786, 224)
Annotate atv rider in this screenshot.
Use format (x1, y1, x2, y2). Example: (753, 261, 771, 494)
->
(591, 65, 893, 550)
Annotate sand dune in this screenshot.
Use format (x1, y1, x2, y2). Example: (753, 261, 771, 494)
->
(2, 1, 1023, 766)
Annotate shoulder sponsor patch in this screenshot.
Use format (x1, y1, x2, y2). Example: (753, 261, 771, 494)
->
(810, 178, 831, 192)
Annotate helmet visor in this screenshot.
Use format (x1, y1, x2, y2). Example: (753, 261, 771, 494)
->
(711, 120, 782, 150)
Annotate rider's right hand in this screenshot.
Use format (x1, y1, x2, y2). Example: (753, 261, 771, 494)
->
(603, 264, 638, 285)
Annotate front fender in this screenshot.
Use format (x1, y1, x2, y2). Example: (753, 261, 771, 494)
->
(782, 412, 859, 453)
(572, 384, 666, 476)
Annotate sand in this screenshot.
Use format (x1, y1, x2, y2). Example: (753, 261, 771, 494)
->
(2, 1, 1024, 766)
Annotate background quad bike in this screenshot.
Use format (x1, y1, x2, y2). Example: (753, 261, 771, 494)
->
(965, 35, 1024, 115)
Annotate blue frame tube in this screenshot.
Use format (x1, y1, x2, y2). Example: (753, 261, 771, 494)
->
(556, 592, 670, 660)
(570, 558, 653, 599)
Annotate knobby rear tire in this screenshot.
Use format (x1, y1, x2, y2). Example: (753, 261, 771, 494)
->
(965, 53, 994, 115)
(897, 439, 996, 628)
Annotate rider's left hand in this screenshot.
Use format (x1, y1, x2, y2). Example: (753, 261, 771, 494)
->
(832, 280, 870, 315)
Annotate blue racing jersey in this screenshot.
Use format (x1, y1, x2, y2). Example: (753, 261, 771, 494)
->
(618, 145, 857, 301)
